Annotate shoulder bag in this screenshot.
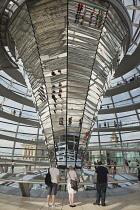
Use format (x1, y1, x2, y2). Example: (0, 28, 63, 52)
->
(68, 172, 78, 191)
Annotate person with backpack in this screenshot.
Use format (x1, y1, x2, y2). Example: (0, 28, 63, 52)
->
(46, 163, 60, 208)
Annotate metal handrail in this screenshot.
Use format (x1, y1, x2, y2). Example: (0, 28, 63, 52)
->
(0, 179, 138, 185)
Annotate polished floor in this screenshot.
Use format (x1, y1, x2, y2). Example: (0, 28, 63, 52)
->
(0, 183, 139, 210)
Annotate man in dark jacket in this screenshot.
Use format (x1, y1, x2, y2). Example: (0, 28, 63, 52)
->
(94, 161, 109, 206)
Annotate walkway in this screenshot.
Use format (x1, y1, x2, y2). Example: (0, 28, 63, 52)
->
(0, 84, 34, 107)
(98, 102, 140, 114)
(0, 110, 40, 127)
(114, 43, 140, 78)
(105, 77, 140, 97)
(0, 184, 139, 209)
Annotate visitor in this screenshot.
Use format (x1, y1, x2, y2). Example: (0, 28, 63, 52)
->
(47, 163, 60, 208)
(59, 117, 63, 125)
(89, 8, 95, 26)
(74, 12, 80, 23)
(136, 159, 139, 173)
(114, 120, 117, 127)
(11, 160, 15, 173)
(107, 160, 112, 174)
(59, 82, 62, 87)
(52, 71, 56, 76)
(113, 162, 117, 177)
(68, 117, 72, 125)
(95, 10, 99, 27)
(77, 3, 83, 13)
(58, 93, 62, 99)
(67, 165, 77, 207)
(136, 159, 139, 167)
(128, 161, 131, 172)
(84, 131, 89, 139)
(98, 10, 104, 29)
(119, 120, 122, 127)
(107, 122, 109, 128)
(93, 161, 109, 206)
(137, 167, 140, 186)
(79, 118, 82, 127)
(125, 160, 129, 173)
(80, 9, 86, 25)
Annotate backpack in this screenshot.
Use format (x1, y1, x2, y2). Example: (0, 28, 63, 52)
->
(45, 169, 52, 186)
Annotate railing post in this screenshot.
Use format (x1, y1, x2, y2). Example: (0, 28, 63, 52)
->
(19, 183, 31, 197)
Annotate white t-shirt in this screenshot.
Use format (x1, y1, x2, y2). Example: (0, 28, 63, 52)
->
(50, 167, 59, 184)
(67, 170, 77, 183)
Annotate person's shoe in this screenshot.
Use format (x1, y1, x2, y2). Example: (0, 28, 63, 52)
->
(102, 203, 106, 206)
(52, 204, 57, 208)
(46, 204, 50, 207)
(93, 203, 100, 205)
(71, 205, 76, 207)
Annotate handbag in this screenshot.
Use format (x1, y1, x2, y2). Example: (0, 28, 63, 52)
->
(68, 172, 78, 191)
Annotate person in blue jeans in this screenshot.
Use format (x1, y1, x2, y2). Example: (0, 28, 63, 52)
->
(94, 161, 109, 206)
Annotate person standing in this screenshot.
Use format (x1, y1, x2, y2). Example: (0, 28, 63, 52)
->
(11, 160, 15, 173)
(94, 161, 109, 206)
(124, 160, 129, 173)
(68, 117, 72, 125)
(67, 166, 77, 207)
(47, 163, 60, 208)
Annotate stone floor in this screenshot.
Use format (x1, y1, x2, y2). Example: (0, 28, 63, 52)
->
(0, 184, 139, 210)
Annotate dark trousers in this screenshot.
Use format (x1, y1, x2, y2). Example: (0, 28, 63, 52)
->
(96, 183, 107, 205)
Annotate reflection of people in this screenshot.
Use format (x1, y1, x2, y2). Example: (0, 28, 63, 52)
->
(52, 71, 56, 76)
(68, 117, 72, 125)
(94, 161, 109, 206)
(89, 8, 95, 26)
(59, 82, 62, 87)
(59, 117, 63, 125)
(47, 163, 60, 208)
(84, 131, 89, 138)
(11, 160, 15, 173)
(58, 93, 62, 99)
(79, 118, 82, 127)
(67, 166, 77, 207)
(80, 9, 86, 25)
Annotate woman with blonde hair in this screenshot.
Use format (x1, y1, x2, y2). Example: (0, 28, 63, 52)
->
(67, 165, 77, 207)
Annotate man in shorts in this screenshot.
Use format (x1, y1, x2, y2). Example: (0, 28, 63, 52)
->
(47, 163, 60, 207)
